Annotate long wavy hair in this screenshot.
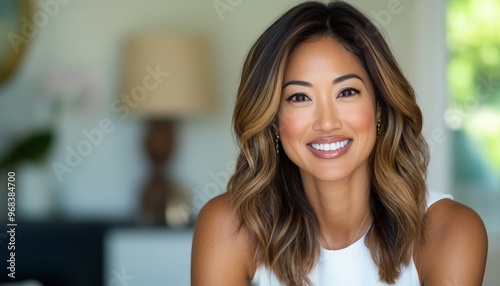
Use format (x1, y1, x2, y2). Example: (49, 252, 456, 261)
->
(227, 1, 429, 285)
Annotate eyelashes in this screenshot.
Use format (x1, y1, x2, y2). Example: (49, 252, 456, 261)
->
(286, 93, 309, 102)
(285, 87, 361, 102)
(339, 87, 360, 98)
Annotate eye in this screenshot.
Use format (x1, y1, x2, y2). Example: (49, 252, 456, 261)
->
(339, 88, 360, 98)
(287, 93, 310, 102)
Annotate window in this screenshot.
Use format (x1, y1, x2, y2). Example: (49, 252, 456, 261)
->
(446, 0, 500, 235)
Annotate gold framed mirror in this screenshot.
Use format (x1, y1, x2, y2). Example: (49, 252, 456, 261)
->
(0, 0, 34, 85)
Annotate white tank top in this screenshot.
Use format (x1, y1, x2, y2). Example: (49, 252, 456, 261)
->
(250, 190, 452, 286)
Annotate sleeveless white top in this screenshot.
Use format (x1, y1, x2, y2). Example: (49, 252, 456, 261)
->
(250, 190, 452, 286)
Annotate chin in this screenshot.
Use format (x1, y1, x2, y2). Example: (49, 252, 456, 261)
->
(303, 167, 352, 183)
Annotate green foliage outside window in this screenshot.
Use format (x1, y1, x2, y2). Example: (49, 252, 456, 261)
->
(447, 0, 500, 173)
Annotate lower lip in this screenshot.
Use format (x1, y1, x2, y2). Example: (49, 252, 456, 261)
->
(307, 140, 352, 159)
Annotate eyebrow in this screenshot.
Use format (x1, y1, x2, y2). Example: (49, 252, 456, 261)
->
(282, 73, 364, 89)
(333, 73, 364, 84)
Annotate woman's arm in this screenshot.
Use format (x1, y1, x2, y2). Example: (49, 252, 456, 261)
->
(191, 194, 254, 286)
(416, 199, 488, 286)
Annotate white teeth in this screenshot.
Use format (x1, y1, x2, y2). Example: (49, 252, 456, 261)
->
(311, 140, 350, 151)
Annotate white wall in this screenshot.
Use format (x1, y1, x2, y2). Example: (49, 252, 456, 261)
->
(0, 0, 449, 220)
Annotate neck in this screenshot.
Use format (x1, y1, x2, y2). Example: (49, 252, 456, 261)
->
(301, 169, 372, 249)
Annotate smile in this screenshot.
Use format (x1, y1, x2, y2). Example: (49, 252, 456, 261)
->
(310, 139, 350, 151)
(307, 139, 352, 159)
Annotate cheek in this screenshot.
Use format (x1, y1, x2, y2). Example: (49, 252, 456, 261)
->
(277, 109, 312, 155)
(342, 104, 376, 135)
(278, 109, 311, 140)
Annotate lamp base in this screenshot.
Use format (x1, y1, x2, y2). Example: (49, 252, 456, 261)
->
(139, 120, 174, 225)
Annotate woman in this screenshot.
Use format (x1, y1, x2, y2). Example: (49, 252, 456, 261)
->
(191, 1, 487, 285)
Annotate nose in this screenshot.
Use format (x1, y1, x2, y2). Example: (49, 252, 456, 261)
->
(312, 101, 342, 132)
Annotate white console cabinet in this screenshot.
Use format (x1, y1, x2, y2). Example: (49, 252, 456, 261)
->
(104, 228, 193, 286)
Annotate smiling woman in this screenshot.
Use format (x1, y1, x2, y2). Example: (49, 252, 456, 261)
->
(191, 1, 488, 286)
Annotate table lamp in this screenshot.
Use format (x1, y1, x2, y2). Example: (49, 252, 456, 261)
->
(121, 31, 216, 225)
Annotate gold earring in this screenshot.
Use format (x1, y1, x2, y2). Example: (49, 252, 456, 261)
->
(275, 132, 280, 155)
(377, 118, 381, 136)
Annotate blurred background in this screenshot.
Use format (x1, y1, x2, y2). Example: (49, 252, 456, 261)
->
(0, 0, 498, 285)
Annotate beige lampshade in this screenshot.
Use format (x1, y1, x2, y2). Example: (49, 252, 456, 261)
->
(121, 32, 216, 118)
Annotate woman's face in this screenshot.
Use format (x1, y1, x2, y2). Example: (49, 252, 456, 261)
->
(278, 37, 377, 183)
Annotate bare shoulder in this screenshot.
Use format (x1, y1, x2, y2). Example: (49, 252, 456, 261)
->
(194, 193, 242, 238)
(191, 193, 254, 286)
(415, 198, 488, 286)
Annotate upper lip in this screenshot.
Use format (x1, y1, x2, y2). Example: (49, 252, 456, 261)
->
(308, 136, 352, 144)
